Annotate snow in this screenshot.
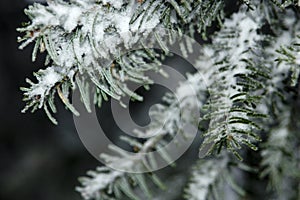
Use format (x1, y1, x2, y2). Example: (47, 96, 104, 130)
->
(43, 67, 61, 85)
(220, 11, 260, 72)
(23, 67, 63, 109)
(130, 1, 161, 33)
(115, 13, 132, 47)
(186, 157, 228, 200)
(63, 6, 82, 32)
(295, 52, 300, 65)
(47, 3, 83, 32)
(102, 0, 124, 9)
(76, 170, 123, 200)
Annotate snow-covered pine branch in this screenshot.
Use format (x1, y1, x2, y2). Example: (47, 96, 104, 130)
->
(198, 7, 270, 160)
(198, 1, 300, 161)
(17, 0, 300, 200)
(260, 117, 300, 199)
(258, 13, 300, 198)
(75, 70, 207, 200)
(276, 34, 300, 86)
(75, 4, 300, 199)
(184, 153, 255, 200)
(269, 0, 299, 8)
(184, 155, 230, 200)
(18, 0, 224, 123)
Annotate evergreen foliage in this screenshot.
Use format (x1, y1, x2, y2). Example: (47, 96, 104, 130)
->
(18, 0, 300, 199)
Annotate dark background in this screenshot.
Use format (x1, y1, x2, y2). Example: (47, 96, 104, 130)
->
(0, 1, 99, 200)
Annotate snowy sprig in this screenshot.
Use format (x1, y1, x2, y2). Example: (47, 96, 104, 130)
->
(76, 166, 165, 200)
(242, 0, 300, 9)
(18, 0, 160, 119)
(258, 21, 300, 198)
(184, 156, 230, 200)
(74, 5, 279, 196)
(18, 0, 224, 123)
(254, 7, 300, 117)
(276, 35, 300, 86)
(269, 0, 300, 8)
(130, 0, 224, 39)
(184, 154, 252, 200)
(76, 71, 207, 200)
(260, 109, 300, 199)
(199, 8, 270, 160)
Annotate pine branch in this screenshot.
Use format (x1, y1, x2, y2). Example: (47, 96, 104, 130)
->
(254, 4, 300, 116)
(76, 166, 162, 200)
(269, 0, 300, 8)
(200, 1, 300, 160)
(276, 34, 300, 86)
(184, 154, 253, 200)
(260, 120, 300, 199)
(18, 0, 224, 123)
(18, 0, 160, 119)
(17, 1, 300, 200)
(259, 14, 300, 198)
(242, 0, 300, 8)
(75, 5, 300, 199)
(199, 7, 270, 160)
(184, 156, 230, 200)
(131, 0, 224, 39)
(76, 71, 207, 200)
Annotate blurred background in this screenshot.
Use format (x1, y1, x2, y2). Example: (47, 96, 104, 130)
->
(0, 1, 101, 199)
